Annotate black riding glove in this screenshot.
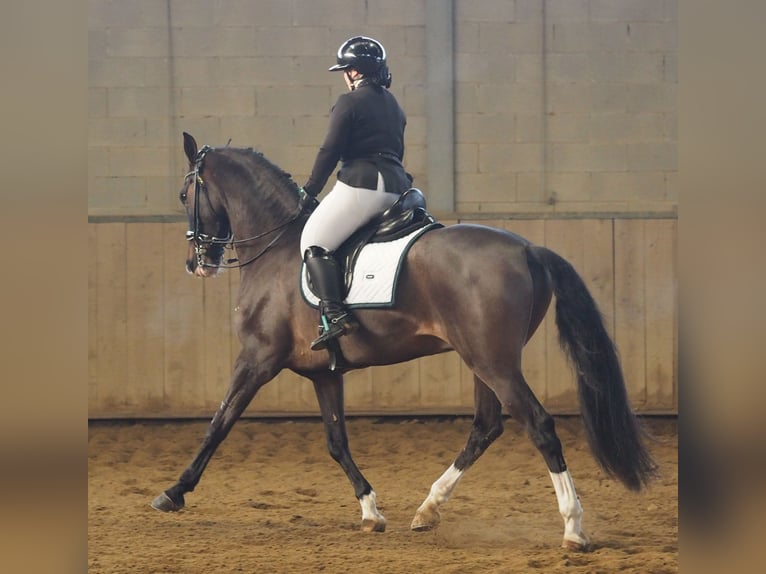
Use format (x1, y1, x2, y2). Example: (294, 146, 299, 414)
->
(298, 187, 319, 213)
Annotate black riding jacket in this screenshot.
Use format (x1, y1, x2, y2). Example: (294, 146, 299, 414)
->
(303, 82, 412, 197)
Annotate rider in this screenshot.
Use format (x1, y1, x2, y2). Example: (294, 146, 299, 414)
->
(300, 36, 413, 352)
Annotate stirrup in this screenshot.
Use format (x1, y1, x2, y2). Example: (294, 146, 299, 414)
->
(310, 313, 357, 351)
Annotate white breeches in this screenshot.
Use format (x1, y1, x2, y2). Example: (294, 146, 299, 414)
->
(300, 173, 400, 254)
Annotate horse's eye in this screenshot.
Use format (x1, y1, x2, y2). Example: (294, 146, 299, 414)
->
(180, 191, 187, 204)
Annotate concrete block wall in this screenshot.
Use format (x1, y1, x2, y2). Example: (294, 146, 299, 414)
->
(454, 0, 677, 214)
(88, 0, 677, 216)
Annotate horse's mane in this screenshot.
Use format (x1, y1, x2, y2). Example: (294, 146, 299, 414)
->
(242, 147, 296, 184)
(215, 146, 300, 214)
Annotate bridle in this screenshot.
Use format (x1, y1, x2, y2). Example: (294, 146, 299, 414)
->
(185, 145, 305, 270)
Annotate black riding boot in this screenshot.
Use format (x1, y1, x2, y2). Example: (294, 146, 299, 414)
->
(304, 246, 358, 351)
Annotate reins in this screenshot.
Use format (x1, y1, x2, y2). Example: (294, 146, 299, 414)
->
(186, 146, 305, 270)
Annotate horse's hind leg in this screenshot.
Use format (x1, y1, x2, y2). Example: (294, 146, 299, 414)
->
(411, 377, 504, 531)
(503, 371, 589, 550)
(312, 372, 386, 532)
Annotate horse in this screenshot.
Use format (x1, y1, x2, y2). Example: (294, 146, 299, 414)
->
(151, 132, 656, 550)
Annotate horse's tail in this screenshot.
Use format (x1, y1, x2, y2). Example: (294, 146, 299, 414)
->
(529, 245, 657, 491)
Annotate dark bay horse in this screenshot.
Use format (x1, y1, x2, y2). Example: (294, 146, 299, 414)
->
(151, 132, 656, 550)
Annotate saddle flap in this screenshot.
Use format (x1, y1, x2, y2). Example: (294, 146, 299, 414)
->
(301, 222, 442, 309)
(337, 188, 435, 290)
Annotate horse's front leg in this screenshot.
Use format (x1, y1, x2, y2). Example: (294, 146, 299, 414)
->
(151, 354, 271, 512)
(311, 371, 386, 532)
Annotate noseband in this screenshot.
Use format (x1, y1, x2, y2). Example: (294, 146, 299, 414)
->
(186, 145, 233, 248)
(185, 146, 305, 269)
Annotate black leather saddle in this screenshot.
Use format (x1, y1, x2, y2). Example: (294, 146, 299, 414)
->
(333, 188, 441, 292)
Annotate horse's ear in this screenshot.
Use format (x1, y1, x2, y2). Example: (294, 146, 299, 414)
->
(183, 132, 198, 165)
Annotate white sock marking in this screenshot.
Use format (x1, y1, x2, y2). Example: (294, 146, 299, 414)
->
(549, 470, 587, 545)
(359, 490, 385, 522)
(417, 464, 464, 514)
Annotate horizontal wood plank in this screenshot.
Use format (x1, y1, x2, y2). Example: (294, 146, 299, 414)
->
(88, 218, 677, 418)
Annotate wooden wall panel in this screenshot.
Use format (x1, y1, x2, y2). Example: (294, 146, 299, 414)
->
(162, 223, 205, 412)
(582, 220, 616, 336)
(273, 370, 317, 414)
(94, 223, 128, 410)
(88, 223, 100, 405)
(125, 223, 166, 411)
(641, 220, 677, 410)
(372, 363, 421, 412)
(343, 368, 375, 411)
(88, 217, 677, 418)
(614, 220, 649, 409)
(419, 353, 463, 409)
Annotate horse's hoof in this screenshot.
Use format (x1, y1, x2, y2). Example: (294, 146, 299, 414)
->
(561, 537, 590, 552)
(361, 518, 386, 533)
(410, 508, 440, 531)
(150, 491, 184, 512)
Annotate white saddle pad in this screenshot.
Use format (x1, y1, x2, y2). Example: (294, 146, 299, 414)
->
(301, 225, 437, 309)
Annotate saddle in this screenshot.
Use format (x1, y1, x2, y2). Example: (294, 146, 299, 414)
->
(334, 188, 437, 292)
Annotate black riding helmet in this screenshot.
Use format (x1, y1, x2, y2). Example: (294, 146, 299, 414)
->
(329, 36, 392, 87)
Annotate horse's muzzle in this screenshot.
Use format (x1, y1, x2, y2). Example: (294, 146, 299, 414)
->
(186, 243, 224, 277)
